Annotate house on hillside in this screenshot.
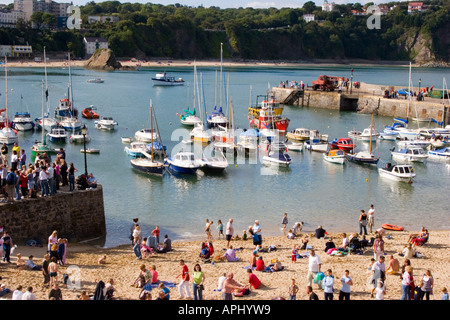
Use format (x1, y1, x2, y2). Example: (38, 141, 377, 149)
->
(322, 0, 335, 12)
(303, 14, 315, 23)
(407, 2, 426, 14)
(83, 37, 109, 57)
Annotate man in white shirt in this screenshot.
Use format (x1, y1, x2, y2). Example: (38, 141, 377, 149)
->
(225, 219, 234, 248)
(307, 249, 321, 288)
(367, 204, 375, 233)
(47, 163, 55, 195)
(39, 166, 49, 197)
(22, 286, 36, 300)
(12, 285, 24, 300)
(371, 255, 385, 298)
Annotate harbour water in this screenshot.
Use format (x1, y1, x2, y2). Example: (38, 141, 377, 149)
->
(2, 64, 450, 247)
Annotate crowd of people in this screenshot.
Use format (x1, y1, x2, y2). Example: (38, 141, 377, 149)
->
(0, 143, 99, 202)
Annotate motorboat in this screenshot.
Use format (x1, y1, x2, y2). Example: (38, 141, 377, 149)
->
(207, 106, 229, 128)
(124, 141, 147, 157)
(87, 78, 104, 83)
(152, 72, 185, 86)
(429, 138, 450, 149)
(0, 108, 8, 129)
(80, 148, 100, 154)
(323, 149, 346, 164)
(121, 137, 133, 143)
(349, 127, 379, 141)
(82, 106, 100, 119)
(130, 157, 165, 175)
(378, 163, 416, 183)
(36, 116, 58, 132)
(166, 151, 200, 174)
(54, 98, 72, 120)
(428, 147, 450, 162)
(10, 112, 34, 131)
(145, 141, 166, 157)
(378, 130, 398, 141)
(59, 117, 83, 131)
(286, 128, 311, 142)
(180, 107, 202, 126)
(305, 138, 329, 152)
(135, 128, 158, 143)
(345, 151, 379, 165)
(396, 139, 431, 149)
(391, 147, 428, 163)
(0, 127, 18, 145)
(47, 128, 67, 143)
(95, 116, 118, 130)
(329, 138, 355, 151)
(69, 129, 91, 143)
(285, 140, 304, 152)
(198, 155, 228, 172)
(262, 142, 292, 166)
(249, 97, 289, 133)
(395, 128, 420, 140)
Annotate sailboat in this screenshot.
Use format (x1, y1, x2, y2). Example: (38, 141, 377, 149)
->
(190, 68, 212, 144)
(58, 53, 83, 131)
(213, 95, 236, 154)
(207, 43, 229, 128)
(345, 113, 379, 165)
(180, 82, 202, 126)
(0, 57, 18, 145)
(130, 100, 165, 175)
(31, 80, 56, 159)
(36, 47, 58, 131)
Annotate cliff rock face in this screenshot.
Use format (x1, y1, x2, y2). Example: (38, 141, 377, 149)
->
(84, 48, 123, 70)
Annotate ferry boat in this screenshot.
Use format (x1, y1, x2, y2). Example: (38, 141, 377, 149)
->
(152, 72, 185, 86)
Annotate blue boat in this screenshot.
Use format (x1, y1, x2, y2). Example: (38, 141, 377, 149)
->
(130, 157, 164, 175)
(345, 151, 379, 165)
(166, 151, 200, 174)
(428, 147, 450, 162)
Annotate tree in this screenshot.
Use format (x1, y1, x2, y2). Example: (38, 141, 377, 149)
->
(303, 1, 317, 14)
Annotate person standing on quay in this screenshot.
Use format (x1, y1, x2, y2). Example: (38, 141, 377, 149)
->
(367, 204, 375, 234)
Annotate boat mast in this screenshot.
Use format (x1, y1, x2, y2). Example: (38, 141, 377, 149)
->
(4, 56, 9, 128)
(369, 113, 373, 154)
(150, 101, 154, 162)
(68, 53, 74, 116)
(220, 42, 223, 110)
(406, 62, 412, 128)
(41, 79, 45, 145)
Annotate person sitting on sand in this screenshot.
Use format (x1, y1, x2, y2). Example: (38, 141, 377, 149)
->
(98, 255, 106, 265)
(411, 229, 429, 247)
(247, 269, 261, 289)
(300, 236, 310, 250)
(249, 250, 258, 268)
(287, 229, 295, 239)
(78, 291, 91, 300)
(386, 255, 400, 274)
(141, 238, 153, 258)
(324, 238, 336, 253)
(255, 256, 265, 271)
(270, 258, 284, 272)
(398, 244, 416, 259)
(25, 255, 42, 271)
(223, 246, 239, 262)
(408, 227, 427, 244)
(315, 225, 326, 239)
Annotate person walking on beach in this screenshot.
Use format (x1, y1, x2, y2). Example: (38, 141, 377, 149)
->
(177, 259, 191, 299)
(132, 225, 142, 260)
(306, 249, 321, 288)
(339, 270, 353, 300)
(48, 257, 59, 288)
(205, 219, 213, 242)
(130, 218, 139, 243)
(419, 269, 433, 300)
(1, 231, 13, 263)
(359, 209, 368, 236)
(281, 213, 288, 231)
(226, 219, 234, 248)
(217, 219, 224, 240)
(42, 254, 50, 288)
(367, 204, 375, 233)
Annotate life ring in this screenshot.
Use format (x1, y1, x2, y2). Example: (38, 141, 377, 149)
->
(381, 224, 404, 231)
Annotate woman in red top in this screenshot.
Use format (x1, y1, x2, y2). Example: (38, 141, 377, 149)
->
(177, 259, 191, 299)
(20, 170, 28, 198)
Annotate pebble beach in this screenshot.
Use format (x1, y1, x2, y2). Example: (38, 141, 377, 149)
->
(1, 229, 448, 301)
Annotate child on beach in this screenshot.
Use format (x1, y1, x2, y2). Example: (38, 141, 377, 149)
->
(288, 279, 299, 300)
(291, 246, 298, 263)
(98, 255, 106, 265)
(242, 230, 248, 241)
(16, 253, 24, 274)
(375, 280, 386, 300)
(442, 287, 449, 300)
(217, 220, 224, 240)
(281, 213, 288, 231)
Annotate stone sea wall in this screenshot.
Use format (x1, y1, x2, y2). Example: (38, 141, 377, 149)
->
(0, 186, 106, 244)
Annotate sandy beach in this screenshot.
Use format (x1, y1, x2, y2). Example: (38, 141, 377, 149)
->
(0, 228, 448, 301)
(4, 58, 418, 70)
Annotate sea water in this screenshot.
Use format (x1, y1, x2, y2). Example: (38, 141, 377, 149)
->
(2, 65, 449, 247)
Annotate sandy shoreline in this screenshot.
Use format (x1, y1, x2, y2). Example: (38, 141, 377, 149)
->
(0, 228, 448, 301)
(4, 59, 426, 69)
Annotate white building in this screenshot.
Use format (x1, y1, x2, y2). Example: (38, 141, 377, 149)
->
(0, 10, 26, 27)
(303, 14, 315, 23)
(322, 0, 335, 12)
(13, 0, 70, 20)
(12, 45, 33, 57)
(88, 15, 120, 24)
(0, 45, 12, 57)
(83, 37, 109, 56)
